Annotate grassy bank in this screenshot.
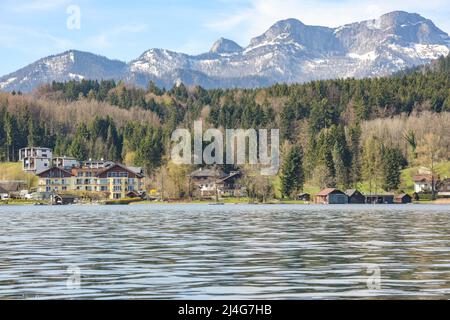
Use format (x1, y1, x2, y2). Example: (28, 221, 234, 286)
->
(0, 199, 39, 205)
(0, 162, 37, 188)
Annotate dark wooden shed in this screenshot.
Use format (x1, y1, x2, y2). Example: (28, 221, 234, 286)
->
(297, 193, 311, 201)
(345, 189, 366, 204)
(395, 194, 412, 204)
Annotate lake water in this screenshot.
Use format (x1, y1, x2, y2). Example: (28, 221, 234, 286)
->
(0, 204, 450, 300)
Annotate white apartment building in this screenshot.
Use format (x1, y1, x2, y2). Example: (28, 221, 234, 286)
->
(52, 156, 80, 169)
(19, 147, 53, 173)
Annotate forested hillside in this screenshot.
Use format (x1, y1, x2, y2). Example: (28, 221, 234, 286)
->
(1, 55, 449, 198)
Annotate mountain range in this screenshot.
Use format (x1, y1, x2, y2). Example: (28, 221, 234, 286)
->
(1, 11, 449, 92)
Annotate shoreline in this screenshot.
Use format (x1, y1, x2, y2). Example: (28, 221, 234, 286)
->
(1, 200, 449, 206)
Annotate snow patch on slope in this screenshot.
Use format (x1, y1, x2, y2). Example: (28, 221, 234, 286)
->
(0, 77, 17, 89)
(348, 51, 378, 61)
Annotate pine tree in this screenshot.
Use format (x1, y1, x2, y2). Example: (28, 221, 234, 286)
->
(280, 104, 296, 141)
(331, 126, 351, 189)
(381, 146, 404, 191)
(280, 145, 304, 198)
(3, 111, 17, 161)
(69, 136, 87, 161)
(347, 124, 361, 186)
(27, 117, 36, 147)
(361, 137, 382, 194)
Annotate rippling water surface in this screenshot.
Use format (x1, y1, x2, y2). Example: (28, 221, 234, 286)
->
(1, 204, 450, 299)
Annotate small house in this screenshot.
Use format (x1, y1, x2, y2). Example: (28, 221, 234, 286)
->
(315, 188, 348, 204)
(126, 190, 142, 198)
(365, 194, 394, 204)
(218, 171, 243, 197)
(52, 194, 78, 205)
(190, 168, 243, 198)
(345, 189, 365, 204)
(297, 193, 311, 202)
(395, 194, 412, 204)
(413, 174, 438, 193)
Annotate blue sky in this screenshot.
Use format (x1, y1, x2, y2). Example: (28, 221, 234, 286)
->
(1, 0, 449, 75)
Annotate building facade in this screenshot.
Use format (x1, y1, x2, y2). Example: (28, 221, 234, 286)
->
(37, 163, 144, 199)
(52, 156, 80, 169)
(19, 147, 53, 173)
(190, 168, 243, 198)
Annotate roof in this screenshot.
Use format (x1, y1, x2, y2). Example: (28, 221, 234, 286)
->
(345, 189, 361, 197)
(219, 171, 241, 182)
(395, 193, 411, 199)
(97, 163, 144, 178)
(190, 168, 225, 178)
(127, 166, 144, 175)
(413, 174, 438, 183)
(298, 192, 310, 196)
(36, 167, 73, 177)
(53, 156, 78, 160)
(316, 188, 344, 196)
(20, 147, 51, 151)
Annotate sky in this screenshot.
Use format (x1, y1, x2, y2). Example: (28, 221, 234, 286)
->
(1, 0, 450, 75)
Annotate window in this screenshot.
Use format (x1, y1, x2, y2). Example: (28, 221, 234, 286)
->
(113, 193, 121, 199)
(100, 186, 108, 191)
(107, 172, 128, 178)
(113, 186, 122, 192)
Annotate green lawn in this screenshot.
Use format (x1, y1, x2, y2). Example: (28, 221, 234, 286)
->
(0, 162, 38, 188)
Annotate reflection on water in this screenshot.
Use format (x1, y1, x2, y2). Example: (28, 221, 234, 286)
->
(0, 204, 450, 299)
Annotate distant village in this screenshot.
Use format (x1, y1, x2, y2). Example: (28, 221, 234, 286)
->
(0, 146, 449, 205)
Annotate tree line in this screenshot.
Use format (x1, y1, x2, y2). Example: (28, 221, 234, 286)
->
(1, 55, 449, 199)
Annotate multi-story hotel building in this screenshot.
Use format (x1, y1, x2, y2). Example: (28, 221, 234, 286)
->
(37, 162, 145, 199)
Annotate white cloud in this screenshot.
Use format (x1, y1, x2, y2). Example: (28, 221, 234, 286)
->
(0, 24, 73, 52)
(207, 0, 450, 46)
(87, 23, 149, 49)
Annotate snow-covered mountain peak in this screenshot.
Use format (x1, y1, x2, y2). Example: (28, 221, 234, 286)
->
(1, 11, 449, 92)
(210, 38, 243, 54)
